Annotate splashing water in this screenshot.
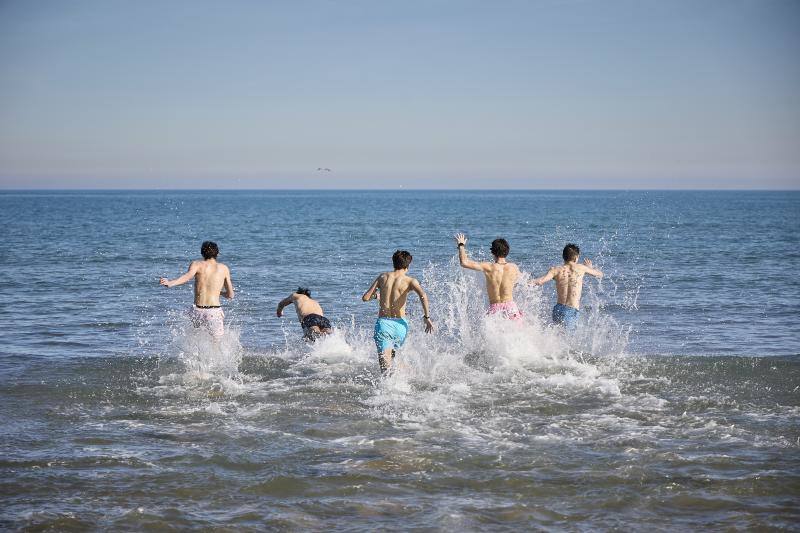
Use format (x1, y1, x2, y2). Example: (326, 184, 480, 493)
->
(3, 191, 798, 530)
(156, 310, 245, 397)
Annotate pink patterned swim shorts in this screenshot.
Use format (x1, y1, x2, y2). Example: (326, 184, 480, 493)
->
(190, 305, 225, 338)
(486, 301, 523, 321)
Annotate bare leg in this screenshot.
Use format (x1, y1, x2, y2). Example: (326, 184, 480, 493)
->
(304, 325, 322, 342)
(378, 348, 396, 374)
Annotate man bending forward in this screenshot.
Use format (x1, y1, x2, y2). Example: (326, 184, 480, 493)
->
(277, 287, 333, 341)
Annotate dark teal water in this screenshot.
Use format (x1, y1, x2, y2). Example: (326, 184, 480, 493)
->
(0, 190, 798, 530)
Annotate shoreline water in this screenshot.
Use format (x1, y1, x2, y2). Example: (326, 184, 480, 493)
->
(1, 190, 798, 529)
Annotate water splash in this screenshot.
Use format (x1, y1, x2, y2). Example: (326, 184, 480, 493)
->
(156, 310, 245, 396)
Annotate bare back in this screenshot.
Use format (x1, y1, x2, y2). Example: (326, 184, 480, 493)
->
(193, 260, 229, 306)
(553, 263, 589, 309)
(481, 262, 519, 304)
(291, 294, 324, 322)
(376, 271, 417, 318)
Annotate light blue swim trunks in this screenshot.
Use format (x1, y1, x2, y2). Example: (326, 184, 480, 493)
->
(552, 303, 579, 333)
(373, 317, 409, 353)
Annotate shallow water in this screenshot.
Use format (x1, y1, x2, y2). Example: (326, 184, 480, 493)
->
(0, 190, 798, 530)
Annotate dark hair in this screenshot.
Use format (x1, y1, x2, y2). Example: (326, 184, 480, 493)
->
(392, 250, 412, 270)
(563, 243, 580, 262)
(201, 241, 219, 259)
(296, 287, 311, 297)
(490, 238, 510, 258)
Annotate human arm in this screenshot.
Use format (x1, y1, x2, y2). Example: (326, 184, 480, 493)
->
(221, 268, 235, 299)
(582, 258, 604, 279)
(159, 262, 199, 288)
(361, 276, 381, 302)
(454, 233, 486, 272)
(276, 294, 295, 317)
(530, 267, 557, 286)
(410, 279, 434, 333)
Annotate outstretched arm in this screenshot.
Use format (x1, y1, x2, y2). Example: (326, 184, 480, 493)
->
(361, 276, 381, 302)
(410, 279, 434, 333)
(530, 267, 557, 286)
(454, 233, 485, 271)
(222, 268, 235, 299)
(276, 294, 295, 317)
(160, 262, 199, 288)
(583, 258, 604, 279)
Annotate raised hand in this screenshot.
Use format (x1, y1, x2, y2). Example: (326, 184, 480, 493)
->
(583, 258, 593, 267)
(454, 233, 467, 246)
(159, 277, 171, 287)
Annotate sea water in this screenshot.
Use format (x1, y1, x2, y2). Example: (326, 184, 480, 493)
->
(0, 190, 798, 530)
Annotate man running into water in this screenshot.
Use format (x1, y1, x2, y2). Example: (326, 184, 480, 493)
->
(362, 250, 434, 374)
(455, 233, 522, 320)
(531, 243, 603, 332)
(276, 287, 333, 341)
(159, 241, 234, 338)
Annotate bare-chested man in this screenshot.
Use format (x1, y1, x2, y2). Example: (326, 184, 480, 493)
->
(361, 250, 434, 373)
(455, 233, 522, 320)
(531, 243, 603, 332)
(276, 287, 333, 341)
(159, 241, 234, 338)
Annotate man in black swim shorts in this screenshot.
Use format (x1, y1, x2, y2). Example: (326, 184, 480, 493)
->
(276, 287, 333, 341)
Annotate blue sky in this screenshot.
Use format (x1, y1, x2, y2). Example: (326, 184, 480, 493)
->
(0, 0, 798, 189)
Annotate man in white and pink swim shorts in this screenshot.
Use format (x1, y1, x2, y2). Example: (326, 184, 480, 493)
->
(454, 233, 523, 321)
(159, 241, 235, 339)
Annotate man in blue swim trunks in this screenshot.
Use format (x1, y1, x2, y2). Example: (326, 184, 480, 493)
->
(531, 244, 603, 333)
(362, 250, 434, 373)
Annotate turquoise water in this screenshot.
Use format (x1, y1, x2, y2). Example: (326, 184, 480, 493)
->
(1, 190, 798, 529)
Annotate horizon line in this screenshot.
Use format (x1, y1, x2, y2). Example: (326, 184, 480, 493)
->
(1, 187, 799, 192)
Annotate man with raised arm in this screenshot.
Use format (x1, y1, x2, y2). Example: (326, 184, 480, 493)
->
(361, 250, 434, 374)
(454, 233, 522, 320)
(277, 287, 333, 341)
(531, 243, 603, 332)
(159, 241, 234, 338)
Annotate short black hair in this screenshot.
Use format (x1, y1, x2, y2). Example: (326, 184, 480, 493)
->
(296, 287, 311, 297)
(563, 243, 580, 262)
(490, 238, 510, 258)
(201, 241, 219, 259)
(392, 250, 413, 270)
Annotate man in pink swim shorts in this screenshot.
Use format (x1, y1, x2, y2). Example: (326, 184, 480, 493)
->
(454, 233, 522, 321)
(159, 241, 235, 338)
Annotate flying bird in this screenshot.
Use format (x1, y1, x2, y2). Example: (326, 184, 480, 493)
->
(316, 167, 332, 172)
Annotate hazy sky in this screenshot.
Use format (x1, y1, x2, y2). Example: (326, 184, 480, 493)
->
(0, 0, 798, 189)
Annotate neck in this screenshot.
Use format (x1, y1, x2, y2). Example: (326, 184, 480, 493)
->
(394, 268, 408, 273)
(494, 257, 507, 264)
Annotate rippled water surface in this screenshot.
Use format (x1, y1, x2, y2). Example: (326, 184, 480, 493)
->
(1, 190, 798, 530)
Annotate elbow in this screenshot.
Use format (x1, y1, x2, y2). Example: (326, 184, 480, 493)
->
(361, 294, 370, 302)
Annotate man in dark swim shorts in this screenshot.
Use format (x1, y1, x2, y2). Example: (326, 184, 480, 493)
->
(276, 287, 333, 341)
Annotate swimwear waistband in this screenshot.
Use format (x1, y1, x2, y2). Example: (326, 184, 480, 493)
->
(195, 305, 221, 309)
